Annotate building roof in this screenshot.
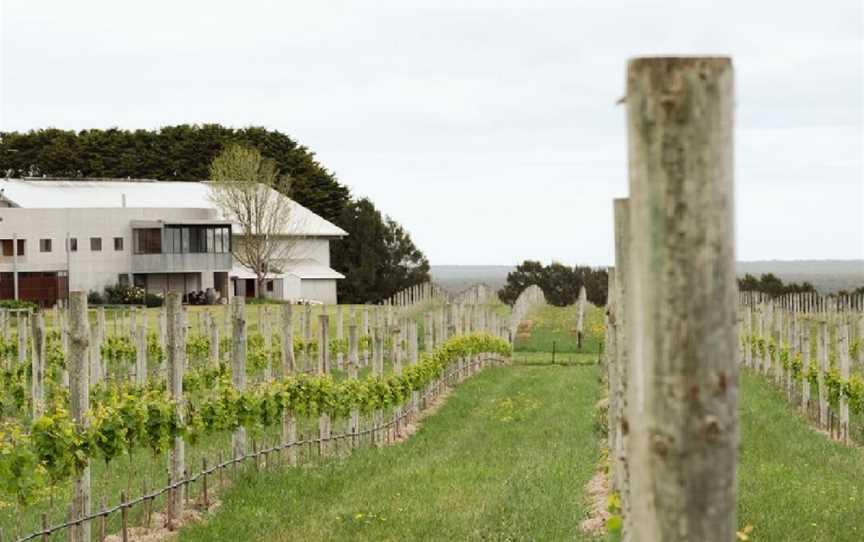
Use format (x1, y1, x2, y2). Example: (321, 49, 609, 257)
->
(0, 178, 347, 237)
(284, 259, 346, 280)
(231, 259, 344, 281)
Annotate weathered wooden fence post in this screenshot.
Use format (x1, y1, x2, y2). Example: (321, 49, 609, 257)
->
(31, 309, 46, 419)
(166, 292, 186, 514)
(625, 56, 737, 541)
(231, 296, 247, 458)
(280, 303, 298, 465)
(318, 314, 330, 456)
(69, 292, 91, 542)
(576, 285, 586, 350)
(613, 197, 632, 535)
(348, 323, 360, 448)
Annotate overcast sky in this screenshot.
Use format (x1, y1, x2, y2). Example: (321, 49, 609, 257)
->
(1, 1, 862, 266)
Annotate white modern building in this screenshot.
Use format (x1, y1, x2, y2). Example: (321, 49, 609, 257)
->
(0, 178, 347, 306)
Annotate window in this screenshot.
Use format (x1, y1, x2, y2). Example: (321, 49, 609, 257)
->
(40, 239, 52, 253)
(90, 237, 102, 251)
(114, 237, 124, 251)
(1, 239, 25, 256)
(266, 280, 274, 292)
(69, 238, 78, 252)
(159, 225, 231, 254)
(133, 229, 161, 254)
(118, 274, 130, 286)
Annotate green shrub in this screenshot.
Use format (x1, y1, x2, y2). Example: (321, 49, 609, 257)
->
(0, 300, 37, 311)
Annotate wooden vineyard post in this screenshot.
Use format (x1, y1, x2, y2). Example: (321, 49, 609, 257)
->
(336, 306, 344, 370)
(266, 307, 275, 381)
(348, 324, 360, 448)
(318, 314, 330, 457)
(391, 326, 403, 437)
(605, 267, 619, 474)
(17, 310, 27, 366)
(801, 323, 811, 414)
(613, 198, 632, 534)
(209, 310, 220, 364)
(166, 292, 186, 514)
(625, 57, 737, 541)
(425, 312, 434, 353)
(576, 285, 586, 350)
(97, 307, 106, 380)
(69, 292, 91, 542)
(303, 304, 312, 371)
(281, 304, 298, 465)
(31, 309, 46, 419)
(410, 321, 420, 417)
(838, 317, 850, 443)
(135, 314, 147, 385)
(362, 308, 370, 367)
(373, 326, 384, 445)
(818, 320, 828, 429)
(231, 296, 247, 458)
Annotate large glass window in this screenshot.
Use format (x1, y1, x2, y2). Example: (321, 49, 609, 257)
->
(161, 225, 231, 254)
(133, 229, 162, 254)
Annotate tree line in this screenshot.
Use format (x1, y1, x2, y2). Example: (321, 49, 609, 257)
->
(736, 273, 816, 297)
(0, 125, 429, 303)
(497, 260, 608, 307)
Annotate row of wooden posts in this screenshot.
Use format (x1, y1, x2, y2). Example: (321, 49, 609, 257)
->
(1, 287, 507, 423)
(740, 292, 864, 444)
(17, 288, 508, 542)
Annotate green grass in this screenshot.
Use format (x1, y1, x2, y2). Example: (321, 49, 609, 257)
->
(737, 370, 864, 541)
(179, 364, 603, 542)
(512, 351, 600, 366)
(514, 304, 604, 354)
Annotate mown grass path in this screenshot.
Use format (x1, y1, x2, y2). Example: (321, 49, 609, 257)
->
(179, 364, 602, 541)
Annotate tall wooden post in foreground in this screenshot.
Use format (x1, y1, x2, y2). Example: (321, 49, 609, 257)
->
(166, 292, 185, 512)
(281, 304, 298, 464)
(231, 296, 247, 458)
(625, 57, 737, 541)
(69, 292, 91, 542)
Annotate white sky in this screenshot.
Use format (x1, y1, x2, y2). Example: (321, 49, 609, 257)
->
(1, 0, 862, 266)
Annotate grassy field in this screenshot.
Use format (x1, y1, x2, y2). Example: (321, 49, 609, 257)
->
(179, 364, 603, 542)
(513, 303, 604, 354)
(737, 371, 864, 541)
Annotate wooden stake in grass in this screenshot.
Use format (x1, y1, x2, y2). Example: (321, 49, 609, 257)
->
(30, 309, 46, 419)
(69, 291, 91, 542)
(231, 296, 248, 458)
(318, 313, 330, 457)
(166, 292, 186, 513)
(613, 197, 632, 534)
(576, 285, 586, 350)
(838, 318, 850, 443)
(625, 56, 738, 541)
(348, 323, 360, 448)
(281, 303, 297, 465)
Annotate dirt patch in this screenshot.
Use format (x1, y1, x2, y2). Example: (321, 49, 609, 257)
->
(391, 387, 454, 444)
(516, 320, 534, 341)
(104, 500, 222, 542)
(579, 463, 611, 536)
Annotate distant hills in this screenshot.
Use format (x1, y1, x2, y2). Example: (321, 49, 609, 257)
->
(431, 260, 864, 295)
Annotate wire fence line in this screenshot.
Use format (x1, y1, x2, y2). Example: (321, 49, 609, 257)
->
(14, 354, 506, 542)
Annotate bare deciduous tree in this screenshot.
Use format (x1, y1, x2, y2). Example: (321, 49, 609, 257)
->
(209, 144, 299, 298)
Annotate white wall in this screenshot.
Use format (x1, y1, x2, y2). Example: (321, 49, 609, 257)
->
(300, 279, 337, 304)
(286, 238, 331, 266)
(0, 207, 217, 294)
